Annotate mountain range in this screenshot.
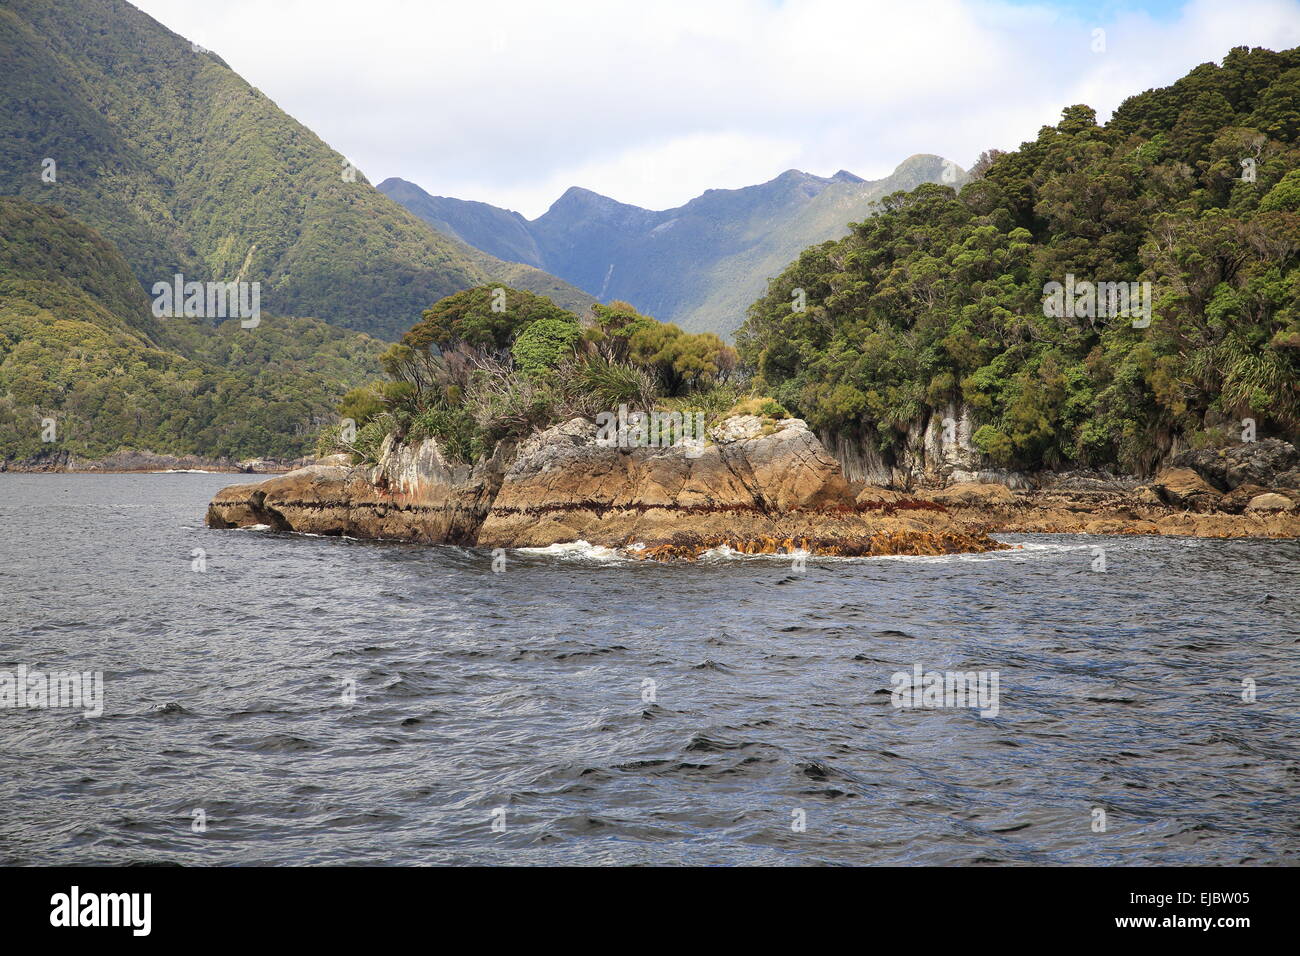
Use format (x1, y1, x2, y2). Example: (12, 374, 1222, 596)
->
(379, 155, 965, 336)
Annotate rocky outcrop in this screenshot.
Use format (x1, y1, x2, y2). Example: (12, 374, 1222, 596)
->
(477, 418, 869, 547)
(208, 420, 1300, 553)
(819, 407, 1299, 504)
(207, 434, 510, 543)
(208, 416, 1009, 557)
(819, 402, 1031, 488)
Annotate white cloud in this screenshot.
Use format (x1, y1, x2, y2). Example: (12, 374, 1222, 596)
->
(132, 0, 1300, 217)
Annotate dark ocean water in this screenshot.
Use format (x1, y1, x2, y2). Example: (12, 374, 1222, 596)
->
(0, 473, 1296, 866)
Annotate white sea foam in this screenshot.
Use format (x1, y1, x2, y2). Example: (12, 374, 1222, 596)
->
(515, 540, 629, 563)
(515, 539, 1074, 565)
(696, 545, 811, 562)
(691, 539, 1102, 564)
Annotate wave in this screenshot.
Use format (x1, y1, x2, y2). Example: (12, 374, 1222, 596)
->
(513, 540, 630, 563)
(514, 539, 1083, 566)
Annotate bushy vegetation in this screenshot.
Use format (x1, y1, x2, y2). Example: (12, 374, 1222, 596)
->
(738, 46, 1300, 473)
(326, 289, 742, 463)
(0, 199, 383, 463)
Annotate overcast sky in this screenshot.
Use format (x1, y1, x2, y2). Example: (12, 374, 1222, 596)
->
(132, 0, 1300, 218)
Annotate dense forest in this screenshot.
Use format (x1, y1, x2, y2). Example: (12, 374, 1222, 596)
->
(738, 46, 1300, 474)
(0, 199, 383, 463)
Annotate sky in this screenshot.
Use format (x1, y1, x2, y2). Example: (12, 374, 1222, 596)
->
(132, 0, 1300, 218)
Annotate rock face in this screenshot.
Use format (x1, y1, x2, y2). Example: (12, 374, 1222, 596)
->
(478, 418, 870, 548)
(1170, 439, 1299, 491)
(818, 401, 1030, 488)
(207, 434, 509, 544)
(818, 410, 1300, 505)
(208, 416, 1007, 557)
(1150, 467, 1222, 513)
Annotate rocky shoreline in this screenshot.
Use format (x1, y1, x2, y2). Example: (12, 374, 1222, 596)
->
(2, 450, 310, 474)
(205, 416, 1300, 558)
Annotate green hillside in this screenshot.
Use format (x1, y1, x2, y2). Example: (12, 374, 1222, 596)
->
(0, 0, 592, 341)
(739, 46, 1300, 473)
(0, 198, 384, 463)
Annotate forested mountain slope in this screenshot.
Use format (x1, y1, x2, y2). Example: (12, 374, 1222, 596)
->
(0, 0, 592, 340)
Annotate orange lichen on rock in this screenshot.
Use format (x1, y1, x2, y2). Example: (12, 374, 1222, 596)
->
(628, 530, 1009, 561)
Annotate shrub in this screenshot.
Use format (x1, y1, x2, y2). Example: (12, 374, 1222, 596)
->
(511, 316, 581, 377)
(971, 424, 1013, 464)
(723, 396, 790, 420)
(569, 355, 661, 411)
(408, 404, 482, 463)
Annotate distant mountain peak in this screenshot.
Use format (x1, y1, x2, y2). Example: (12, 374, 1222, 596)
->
(893, 153, 962, 177)
(556, 185, 601, 201)
(541, 186, 652, 229)
(548, 185, 622, 212)
(772, 168, 859, 186)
